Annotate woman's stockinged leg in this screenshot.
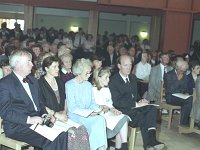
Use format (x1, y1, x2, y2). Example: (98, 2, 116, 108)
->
(115, 121, 128, 149)
(120, 121, 128, 143)
(115, 134, 122, 149)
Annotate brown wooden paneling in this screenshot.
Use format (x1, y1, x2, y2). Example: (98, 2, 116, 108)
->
(167, 0, 192, 11)
(29, 0, 96, 11)
(193, 13, 200, 20)
(97, 5, 163, 16)
(0, 0, 28, 5)
(98, 0, 166, 9)
(162, 11, 192, 53)
(193, 0, 200, 12)
(0, 0, 162, 16)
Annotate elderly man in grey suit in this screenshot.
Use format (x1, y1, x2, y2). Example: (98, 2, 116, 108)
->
(147, 52, 172, 104)
(164, 60, 192, 125)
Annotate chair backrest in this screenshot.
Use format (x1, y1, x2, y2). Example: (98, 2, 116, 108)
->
(160, 81, 165, 104)
(192, 88, 196, 104)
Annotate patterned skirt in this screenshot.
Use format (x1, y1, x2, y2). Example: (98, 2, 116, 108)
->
(68, 125, 90, 150)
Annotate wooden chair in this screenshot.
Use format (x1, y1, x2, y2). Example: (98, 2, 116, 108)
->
(0, 117, 34, 150)
(160, 81, 181, 129)
(179, 89, 200, 134)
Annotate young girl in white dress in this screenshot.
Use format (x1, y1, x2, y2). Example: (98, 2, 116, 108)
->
(93, 67, 130, 150)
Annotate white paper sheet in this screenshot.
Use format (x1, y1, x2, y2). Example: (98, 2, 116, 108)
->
(172, 93, 191, 99)
(30, 119, 81, 141)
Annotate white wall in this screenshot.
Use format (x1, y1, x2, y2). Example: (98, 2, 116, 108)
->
(0, 4, 24, 13)
(34, 14, 89, 32)
(0, 4, 151, 37)
(34, 7, 89, 32)
(98, 19, 127, 35)
(34, 8, 151, 38)
(98, 12, 151, 38)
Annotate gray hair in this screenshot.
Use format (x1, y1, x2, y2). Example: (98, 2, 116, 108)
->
(58, 46, 71, 58)
(60, 53, 73, 62)
(9, 50, 32, 69)
(72, 58, 92, 76)
(175, 60, 188, 70)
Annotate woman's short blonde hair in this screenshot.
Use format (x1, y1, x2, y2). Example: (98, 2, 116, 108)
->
(72, 58, 92, 76)
(93, 67, 111, 90)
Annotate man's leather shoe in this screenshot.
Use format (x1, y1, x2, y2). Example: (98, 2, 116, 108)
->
(145, 145, 154, 150)
(152, 140, 165, 150)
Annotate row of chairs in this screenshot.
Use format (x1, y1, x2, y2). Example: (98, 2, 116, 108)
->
(0, 117, 137, 150)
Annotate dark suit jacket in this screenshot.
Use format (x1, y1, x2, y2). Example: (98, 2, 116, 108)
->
(103, 51, 118, 67)
(0, 72, 47, 136)
(164, 69, 188, 103)
(109, 73, 138, 114)
(38, 76, 65, 112)
(186, 72, 195, 95)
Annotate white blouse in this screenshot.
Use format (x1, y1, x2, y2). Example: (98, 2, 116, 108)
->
(93, 87, 114, 108)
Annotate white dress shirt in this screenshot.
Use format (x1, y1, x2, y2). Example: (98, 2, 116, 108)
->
(14, 72, 38, 111)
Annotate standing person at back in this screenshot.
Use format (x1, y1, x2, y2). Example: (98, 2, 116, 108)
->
(109, 55, 164, 150)
(147, 52, 172, 103)
(134, 51, 151, 98)
(0, 50, 68, 150)
(164, 60, 193, 126)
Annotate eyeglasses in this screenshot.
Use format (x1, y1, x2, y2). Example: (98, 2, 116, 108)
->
(85, 71, 92, 76)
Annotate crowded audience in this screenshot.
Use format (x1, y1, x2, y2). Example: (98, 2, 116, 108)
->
(1, 21, 200, 150)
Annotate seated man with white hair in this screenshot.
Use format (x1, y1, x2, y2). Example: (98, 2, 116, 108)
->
(164, 59, 193, 126)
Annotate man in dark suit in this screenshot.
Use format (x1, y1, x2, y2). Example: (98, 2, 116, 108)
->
(164, 60, 192, 125)
(109, 55, 164, 150)
(0, 50, 68, 150)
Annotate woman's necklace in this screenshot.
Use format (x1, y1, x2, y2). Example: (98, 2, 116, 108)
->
(45, 76, 58, 90)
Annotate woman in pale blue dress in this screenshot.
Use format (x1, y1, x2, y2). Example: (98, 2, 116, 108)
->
(65, 58, 107, 150)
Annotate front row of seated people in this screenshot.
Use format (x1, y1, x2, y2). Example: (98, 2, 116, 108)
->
(0, 50, 165, 150)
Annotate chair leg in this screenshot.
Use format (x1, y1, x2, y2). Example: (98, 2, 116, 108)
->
(168, 109, 173, 129)
(129, 127, 136, 150)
